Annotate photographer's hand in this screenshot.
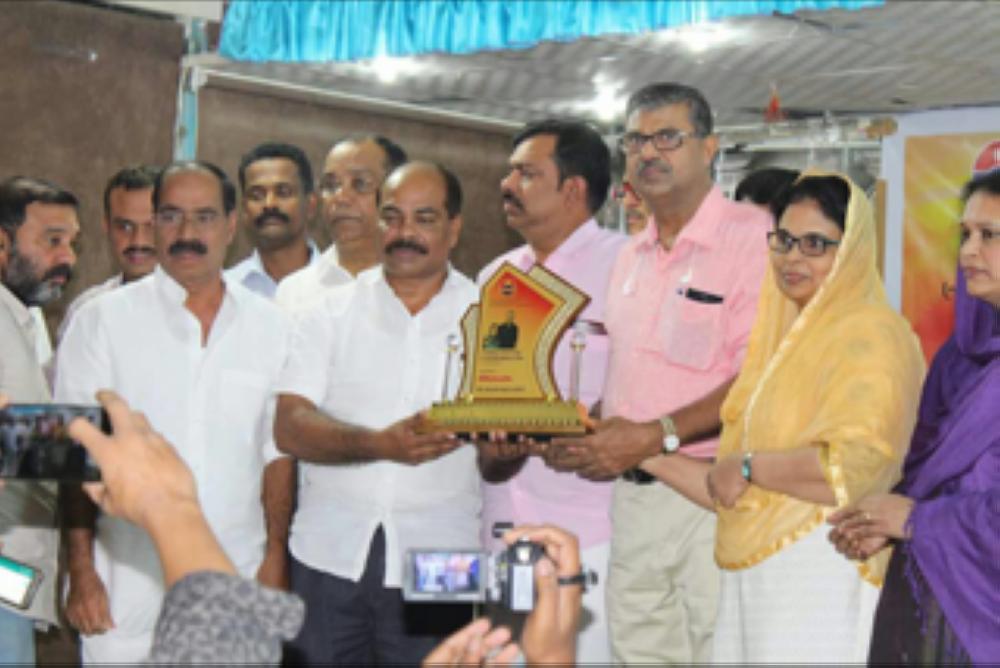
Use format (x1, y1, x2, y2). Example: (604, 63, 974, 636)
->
(421, 618, 520, 666)
(502, 525, 582, 666)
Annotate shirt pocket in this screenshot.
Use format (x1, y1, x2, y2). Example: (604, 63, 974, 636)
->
(220, 369, 270, 443)
(662, 295, 724, 371)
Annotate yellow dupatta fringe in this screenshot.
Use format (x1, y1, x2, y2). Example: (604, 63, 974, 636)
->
(714, 170, 926, 585)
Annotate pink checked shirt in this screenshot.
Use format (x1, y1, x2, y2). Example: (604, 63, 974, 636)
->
(478, 219, 628, 549)
(604, 186, 771, 459)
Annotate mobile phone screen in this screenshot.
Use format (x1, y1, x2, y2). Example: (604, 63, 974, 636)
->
(0, 404, 104, 481)
(0, 555, 39, 609)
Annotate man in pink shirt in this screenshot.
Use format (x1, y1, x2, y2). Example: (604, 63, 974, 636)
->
(552, 83, 771, 663)
(477, 119, 627, 663)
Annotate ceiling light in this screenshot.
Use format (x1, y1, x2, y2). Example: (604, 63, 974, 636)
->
(591, 86, 623, 122)
(583, 73, 625, 123)
(366, 55, 424, 84)
(662, 22, 739, 53)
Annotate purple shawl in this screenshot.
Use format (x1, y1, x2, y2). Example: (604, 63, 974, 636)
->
(898, 272, 1000, 664)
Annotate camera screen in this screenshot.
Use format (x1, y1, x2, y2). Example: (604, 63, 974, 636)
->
(411, 551, 482, 596)
(0, 404, 103, 481)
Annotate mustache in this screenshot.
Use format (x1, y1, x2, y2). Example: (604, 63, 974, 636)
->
(123, 246, 154, 256)
(385, 238, 428, 256)
(501, 191, 524, 211)
(168, 239, 208, 256)
(253, 208, 290, 228)
(639, 159, 671, 174)
(41, 263, 73, 283)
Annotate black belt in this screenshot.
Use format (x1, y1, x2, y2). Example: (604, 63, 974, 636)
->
(621, 468, 655, 485)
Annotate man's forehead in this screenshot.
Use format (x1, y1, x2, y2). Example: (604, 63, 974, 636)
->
(383, 172, 446, 211)
(245, 157, 300, 183)
(160, 170, 223, 207)
(24, 201, 79, 232)
(509, 134, 557, 167)
(324, 141, 385, 174)
(626, 103, 693, 131)
(109, 186, 154, 213)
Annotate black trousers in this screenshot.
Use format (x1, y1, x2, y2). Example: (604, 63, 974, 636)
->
(287, 527, 473, 665)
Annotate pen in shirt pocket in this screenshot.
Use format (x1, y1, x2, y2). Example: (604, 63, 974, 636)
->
(678, 286, 725, 304)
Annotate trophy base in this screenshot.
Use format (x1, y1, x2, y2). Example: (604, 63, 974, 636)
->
(418, 400, 592, 438)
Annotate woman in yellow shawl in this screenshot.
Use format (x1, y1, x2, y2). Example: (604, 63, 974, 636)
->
(637, 171, 925, 662)
(707, 171, 925, 661)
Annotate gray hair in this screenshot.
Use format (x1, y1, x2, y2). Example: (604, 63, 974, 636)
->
(625, 83, 714, 136)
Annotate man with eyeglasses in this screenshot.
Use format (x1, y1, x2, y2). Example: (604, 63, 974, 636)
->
(225, 143, 320, 300)
(57, 166, 160, 342)
(275, 135, 407, 311)
(550, 83, 771, 664)
(55, 161, 293, 664)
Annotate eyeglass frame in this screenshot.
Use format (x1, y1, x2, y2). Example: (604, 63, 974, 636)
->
(619, 128, 705, 154)
(317, 173, 379, 198)
(153, 206, 226, 229)
(767, 229, 841, 257)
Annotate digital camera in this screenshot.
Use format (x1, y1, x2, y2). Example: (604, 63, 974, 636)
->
(402, 539, 546, 613)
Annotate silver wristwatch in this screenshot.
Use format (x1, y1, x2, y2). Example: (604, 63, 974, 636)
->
(658, 415, 681, 454)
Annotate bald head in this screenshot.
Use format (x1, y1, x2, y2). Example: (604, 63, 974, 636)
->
(382, 161, 462, 219)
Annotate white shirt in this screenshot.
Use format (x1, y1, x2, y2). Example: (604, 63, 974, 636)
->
(224, 240, 320, 300)
(54, 266, 289, 660)
(276, 266, 481, 587)
(57, 274, 123, 342)
(274, 245, 353, 311)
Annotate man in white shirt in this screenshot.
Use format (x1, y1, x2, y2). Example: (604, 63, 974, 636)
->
(55, 161, 293, 664)
(0, 175, 80, 664)
(275, 135, 407, 311)
(274, 161, 479, 665)
(58, 165, 159, 340)
(225, 143, 320, 299)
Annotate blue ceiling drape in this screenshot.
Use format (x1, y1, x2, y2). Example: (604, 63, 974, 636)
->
(219, 0, 883, 63)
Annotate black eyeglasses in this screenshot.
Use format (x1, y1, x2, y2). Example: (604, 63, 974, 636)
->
(619, 128, 703, 154)
(767, 229, 840, 257)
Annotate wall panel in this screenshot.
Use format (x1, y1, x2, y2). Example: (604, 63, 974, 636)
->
(0, 1, 183, 331)
(196, 83, 520, 278)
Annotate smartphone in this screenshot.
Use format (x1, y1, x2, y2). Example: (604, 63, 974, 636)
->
(402, 550, 488, 603)
(0, 404, 106, 481)
(0, 554, 43, 609)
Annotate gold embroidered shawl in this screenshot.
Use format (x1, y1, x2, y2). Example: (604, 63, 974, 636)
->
(714, 170, 925, 585)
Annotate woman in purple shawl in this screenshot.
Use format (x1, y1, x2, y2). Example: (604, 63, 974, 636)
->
(829, 171, 1000, 665)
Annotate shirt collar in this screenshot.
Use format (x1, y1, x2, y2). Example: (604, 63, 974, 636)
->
(635, 185, 725, 252)
(634, 213, 660, 251)
(370, 263, 465, 312)
(242, 239, 321, 281)
(0, 282, 32, 330)
(515, 218, 602, 268)
(674, 186, 725, 250)
(154, 264, 242, 310)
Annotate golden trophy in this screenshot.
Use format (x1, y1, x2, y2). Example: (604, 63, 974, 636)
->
(420, 262, 594, 437)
